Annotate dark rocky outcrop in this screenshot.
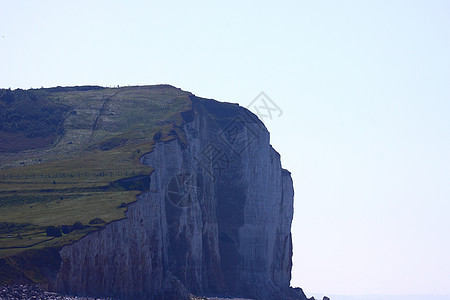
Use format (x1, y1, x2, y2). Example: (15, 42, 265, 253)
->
(48, 95, 308, 299)
(0, 284, 108, 300)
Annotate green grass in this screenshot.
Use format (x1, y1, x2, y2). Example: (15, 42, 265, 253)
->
(0, 85, 192, 263)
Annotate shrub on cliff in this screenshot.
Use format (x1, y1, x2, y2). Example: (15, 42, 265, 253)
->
(45, 226, 62, 237)
(72, 221, 85, 230)
(61, 225, 73, 234)
(153, 131, 162, 141)
(88, 218, 105, 225)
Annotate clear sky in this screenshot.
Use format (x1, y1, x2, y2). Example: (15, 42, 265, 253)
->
(1, 0, 449, 298)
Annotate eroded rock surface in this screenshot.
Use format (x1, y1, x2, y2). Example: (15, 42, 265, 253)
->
(51, 96, 308, 300)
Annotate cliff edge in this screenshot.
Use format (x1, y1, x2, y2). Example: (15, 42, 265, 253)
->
(51, 95, 307, 299)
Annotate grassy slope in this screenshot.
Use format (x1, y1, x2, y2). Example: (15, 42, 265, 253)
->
(0, 85, 191, 265)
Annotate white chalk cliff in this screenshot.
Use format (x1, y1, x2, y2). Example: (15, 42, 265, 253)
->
(51, 96, 308, 300)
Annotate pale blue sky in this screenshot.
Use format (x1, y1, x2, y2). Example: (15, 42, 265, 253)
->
(1, 0, 449, 297)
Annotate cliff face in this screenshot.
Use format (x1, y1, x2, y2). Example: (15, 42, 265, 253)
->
(51, 96, 307, 300)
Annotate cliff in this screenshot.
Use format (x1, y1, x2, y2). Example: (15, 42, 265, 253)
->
(0, 86, 308, 299)
(50, 96, 308, 299)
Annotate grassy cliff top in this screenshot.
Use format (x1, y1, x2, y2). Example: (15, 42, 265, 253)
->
(0, 85, 192, 263)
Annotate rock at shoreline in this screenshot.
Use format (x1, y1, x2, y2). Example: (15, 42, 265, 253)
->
(0, 284, 110, 300)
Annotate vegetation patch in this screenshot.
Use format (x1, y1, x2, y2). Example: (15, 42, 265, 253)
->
(98, 137, 128, 151)
(0, 89, 68, 152)
(0, 223, 36, 235)
(0, 85, 193, 284)
(88, 218, 105, 225)
(0, 247, 62, 284)
(111, 175, 150, 191)
(0, 194, 76, 207)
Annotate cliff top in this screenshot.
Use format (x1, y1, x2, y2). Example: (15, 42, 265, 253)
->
(0, 85, 193, 264)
